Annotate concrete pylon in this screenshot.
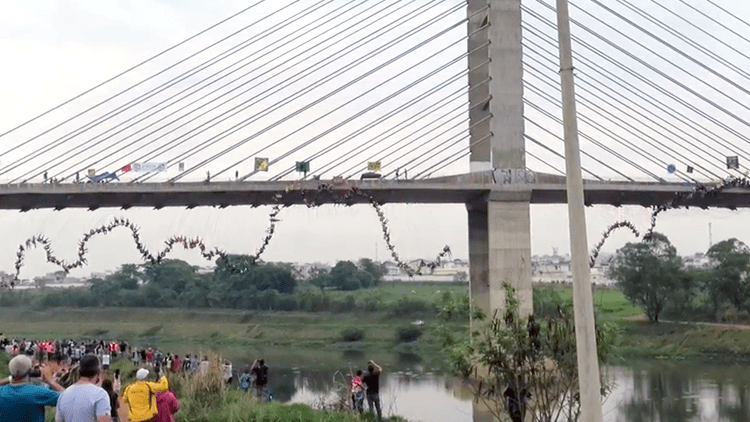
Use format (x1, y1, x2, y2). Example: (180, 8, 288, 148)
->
(467, 0, 533, 323)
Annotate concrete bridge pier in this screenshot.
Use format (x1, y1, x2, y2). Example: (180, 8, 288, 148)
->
(467, 0, 532, 320)
(468, 199, 533, 320)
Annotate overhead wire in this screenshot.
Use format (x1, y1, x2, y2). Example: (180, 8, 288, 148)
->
(0, 0, 268, 141)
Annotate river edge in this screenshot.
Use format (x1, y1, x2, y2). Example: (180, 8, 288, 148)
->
(3, 306, 750, 363)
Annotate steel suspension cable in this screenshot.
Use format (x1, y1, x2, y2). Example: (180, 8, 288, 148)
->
(522, 7, 750, 169)
(115, 0, 419, 184)
(229, 36, 470, 181)
(302, 79, 482, 180)
(18, 0, 350, 183)
(621, 0, 750, 84)
(44, 0, 376, 183)
(580, 0, 750, 110)
(0, 0, 268, 141)
(524, 77, 693, 183)
(0, 0, 296, 176)
(132, 0, 453, 183)
(337, 93, 489, 179)
(523, 49, 723, 179)
(524, 117, 629, 181)
(166, 4, 470, 183)
(523, 98, 662, 181)
(268, 69, 472, 181)
(523, 32, 748, 176)
(526, 1, 750, 141)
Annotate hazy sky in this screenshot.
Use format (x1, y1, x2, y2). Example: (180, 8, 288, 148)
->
(1, 0, 750, 280)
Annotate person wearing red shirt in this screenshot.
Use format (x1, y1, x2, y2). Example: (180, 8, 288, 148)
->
(155, 389, 180, 422)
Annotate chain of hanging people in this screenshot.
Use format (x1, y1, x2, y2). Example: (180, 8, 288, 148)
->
(4, 185, 451, 289)
(4, 176, 749, 290)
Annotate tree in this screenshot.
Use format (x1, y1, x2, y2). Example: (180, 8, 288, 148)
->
(143, 259, 198, 295)
(608, 232, 683, 322)
(358, 258, 386, 285)
(441, 284, 615, 422)
(706, 239, 750, 312)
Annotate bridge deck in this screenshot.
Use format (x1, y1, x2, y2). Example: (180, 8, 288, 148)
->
(0, 172, 747, 210)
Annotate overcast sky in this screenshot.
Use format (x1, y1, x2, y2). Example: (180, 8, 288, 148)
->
(1, 0, 750, 280)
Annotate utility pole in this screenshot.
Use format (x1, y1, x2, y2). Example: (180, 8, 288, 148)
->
(709, 222, 713, 248)
(555, 0, 604, 421)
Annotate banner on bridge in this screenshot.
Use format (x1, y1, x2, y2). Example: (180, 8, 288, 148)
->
(132, 163, 167, 173)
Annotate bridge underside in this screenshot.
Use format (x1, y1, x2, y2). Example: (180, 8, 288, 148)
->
(0, 172, 747, 211)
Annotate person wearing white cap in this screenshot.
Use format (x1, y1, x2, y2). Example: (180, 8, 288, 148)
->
(122, 367, 169, 422)
(0, 354, 64, 422)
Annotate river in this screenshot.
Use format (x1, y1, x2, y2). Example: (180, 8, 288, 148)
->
(160, 342, 750, 421)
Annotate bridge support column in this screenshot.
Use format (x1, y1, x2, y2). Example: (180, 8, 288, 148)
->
(468, 0, 531, 320)
(468, 199, 533, 321)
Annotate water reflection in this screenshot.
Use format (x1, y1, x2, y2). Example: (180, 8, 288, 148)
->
(157, 341, 750, 422)
(604, 362, 750, 422)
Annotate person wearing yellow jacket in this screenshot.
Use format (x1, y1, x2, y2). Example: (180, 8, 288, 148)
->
(121, 368, 169, 422)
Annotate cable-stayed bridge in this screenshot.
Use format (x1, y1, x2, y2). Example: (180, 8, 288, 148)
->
(2, 0, 750, 314)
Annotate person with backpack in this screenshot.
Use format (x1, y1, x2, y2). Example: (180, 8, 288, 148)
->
(122, 368, 169, 422)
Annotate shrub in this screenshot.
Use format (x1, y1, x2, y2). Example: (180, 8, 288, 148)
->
(338, 327, 365, 342)
(388, 296, 436, 318)
(396, 325, 423, 343)
(276, 296, 299, 311)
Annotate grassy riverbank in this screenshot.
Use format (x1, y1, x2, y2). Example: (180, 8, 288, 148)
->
(5, 282, 750, 362)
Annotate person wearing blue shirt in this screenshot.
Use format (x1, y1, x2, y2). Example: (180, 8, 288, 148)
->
(0, 354, 64, 422)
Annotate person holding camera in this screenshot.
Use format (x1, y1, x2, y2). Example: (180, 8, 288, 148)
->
(0, 354, 64, 422)
(55, 354, 112, 422)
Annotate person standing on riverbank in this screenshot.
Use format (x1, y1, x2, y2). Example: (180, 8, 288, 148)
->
(122, 368, 169, 422)
(0, 355, 64, 422)
(350, 370, 365, 414)
(55, 354, 112, 422)
(251, 358, 269, 402)
(362, 360, 382, 421)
